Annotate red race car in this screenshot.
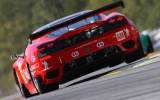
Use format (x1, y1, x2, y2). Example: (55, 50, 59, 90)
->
(12, 1, 144, 98)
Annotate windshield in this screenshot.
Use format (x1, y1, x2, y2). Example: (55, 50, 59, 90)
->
(68, 20, 87, 30)
(47, 15, 100, 37)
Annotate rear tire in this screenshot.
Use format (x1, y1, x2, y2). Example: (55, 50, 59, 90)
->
(13, 70, 32, 98)
(19, 83, 32, 98)
(27, 64, 59, 94)
(125, 40, 144, 63)
(33, 77, 59, 94)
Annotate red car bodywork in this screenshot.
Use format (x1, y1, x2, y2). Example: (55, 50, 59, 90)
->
(12, 1, 142, 98)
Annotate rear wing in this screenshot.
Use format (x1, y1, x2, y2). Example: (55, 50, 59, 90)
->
(29, 0, 125, 40)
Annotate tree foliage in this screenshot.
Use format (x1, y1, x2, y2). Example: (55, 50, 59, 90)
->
(123, 0, 160, 30)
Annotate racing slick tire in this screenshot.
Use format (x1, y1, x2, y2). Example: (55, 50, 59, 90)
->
(32, 77, 59, 94)
(125, 40, 144, 63)
(147, 36, 154, 53)
(19, 83, 33, 98)
(13, 70, 32, 98)
(27, 64, 59, 94)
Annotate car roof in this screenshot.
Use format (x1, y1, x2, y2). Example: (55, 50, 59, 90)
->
(33, 10, 91, 34)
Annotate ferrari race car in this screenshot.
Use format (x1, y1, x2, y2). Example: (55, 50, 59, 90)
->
(12, 1, 146, 98)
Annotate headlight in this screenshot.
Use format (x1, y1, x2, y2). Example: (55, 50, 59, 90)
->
(43, 61, 49, 69)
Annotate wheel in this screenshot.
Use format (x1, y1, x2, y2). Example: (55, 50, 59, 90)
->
(32, 77, 59, 94)
(19, 83, 33, 98)
(13, 70, 32, 98)
(27, 64, 59, 94)
(125, 39, 144, 63)
(147, 36, 154, 53)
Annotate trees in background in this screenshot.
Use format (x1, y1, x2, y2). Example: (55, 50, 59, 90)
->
(123, 0, 160, 30)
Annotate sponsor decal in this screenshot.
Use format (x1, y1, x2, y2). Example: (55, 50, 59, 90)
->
(96, 41, 105, 48)
(71, 51, 79, 58)
(115, 28, 130, 41)
(115, 30, 125, 41)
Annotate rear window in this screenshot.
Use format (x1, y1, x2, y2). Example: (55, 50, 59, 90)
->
(47, 15, 100, 37)
(48, 27, 69, 37)
(68, 20, 87, 30)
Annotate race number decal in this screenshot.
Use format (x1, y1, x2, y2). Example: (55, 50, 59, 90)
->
(71, 51, 79, 58)
(115, 28, 130, 41)
(96, 41, 104, 48)
(115, 30, 126, 41)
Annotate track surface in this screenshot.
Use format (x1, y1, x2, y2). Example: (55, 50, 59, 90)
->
(28, 54, 160, 100)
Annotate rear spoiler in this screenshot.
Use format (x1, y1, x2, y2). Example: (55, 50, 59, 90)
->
(29, 0, 125, 40)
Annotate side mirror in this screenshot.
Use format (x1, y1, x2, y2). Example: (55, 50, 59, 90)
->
(10, 55, 18, 60)
(10, 54, 24, 60)
(28, 39, 32, 44)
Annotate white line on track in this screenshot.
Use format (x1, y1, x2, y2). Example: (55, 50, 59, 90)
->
(133, 56, 160, 68)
